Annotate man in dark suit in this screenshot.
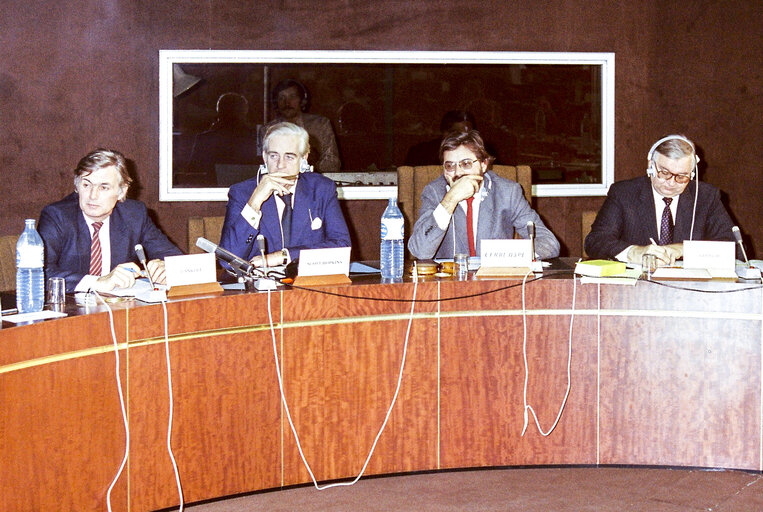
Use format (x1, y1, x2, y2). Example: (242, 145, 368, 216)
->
(219, 122, 350, 267)
(39, 149, 182, 292)
(584, 135, 735, 265)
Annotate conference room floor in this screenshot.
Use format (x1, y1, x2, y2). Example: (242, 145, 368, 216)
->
(182, 466, 763, 511)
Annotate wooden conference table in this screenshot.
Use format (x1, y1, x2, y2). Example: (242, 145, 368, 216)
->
(1, 265, 762, 511)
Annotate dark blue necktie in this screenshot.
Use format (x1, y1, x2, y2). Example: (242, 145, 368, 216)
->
(281, 194, 292, 248)
(659, 197, 674, 245)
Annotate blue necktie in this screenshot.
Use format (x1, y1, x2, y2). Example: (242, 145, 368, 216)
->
(281, 194, 292, 249)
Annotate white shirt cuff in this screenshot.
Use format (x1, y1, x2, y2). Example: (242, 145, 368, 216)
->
(241, 203, 262, 229)
(433, 203, 452, 231)
(75, 274, 99, 293)
(616, 246, 633, 262)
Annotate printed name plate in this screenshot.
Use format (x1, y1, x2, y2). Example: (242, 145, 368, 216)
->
(683, 240, 735, 271)
(298, 247, 351, 277)
(165, 253, 218, 287)
(480, 239, 533, 267)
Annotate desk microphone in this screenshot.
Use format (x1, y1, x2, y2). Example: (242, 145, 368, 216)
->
(196, 237, 254, 275)
(256, 234, 268, 272)
(527, 221, 536, 261)
(134, 244, 156, 289)
(732, 226, 761, 280)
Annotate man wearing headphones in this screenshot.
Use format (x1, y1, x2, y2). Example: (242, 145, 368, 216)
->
(584, 135, 735, 265)
(269, 79, 341, 173)
(219, 122, 350, 267)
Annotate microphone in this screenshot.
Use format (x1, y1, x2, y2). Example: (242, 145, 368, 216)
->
(527, 221, 536, 261)
(134, 244, 156, 289)
(196, 237, 254, 275)
(732, 226, 761, 280)
(256, 234, 268, 271)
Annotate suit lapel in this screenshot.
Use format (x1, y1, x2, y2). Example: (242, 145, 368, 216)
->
(109, 205, 130, 268)
(76, 211, 92, 275)
(674, 180, 697, 241)
(639, 178, 659, 241)
(260, 195, 284, 249)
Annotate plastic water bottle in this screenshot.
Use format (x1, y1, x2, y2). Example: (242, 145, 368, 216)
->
(16, 219, 45, 313)
(380, 198, 404, 279)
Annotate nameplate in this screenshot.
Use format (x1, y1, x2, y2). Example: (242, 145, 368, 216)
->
(165, 253, 218, 287)
(683, 241, 735, 271)
(480, 239, 533, 267)
(298, 247, 351, 277)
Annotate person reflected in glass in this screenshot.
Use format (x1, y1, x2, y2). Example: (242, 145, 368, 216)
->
(269, 79, 341, 173)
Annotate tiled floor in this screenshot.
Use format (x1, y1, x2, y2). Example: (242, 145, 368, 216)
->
(182, 466, 763, 511)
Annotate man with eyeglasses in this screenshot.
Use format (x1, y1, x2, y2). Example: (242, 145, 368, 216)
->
(408, 130, 560, 260)
(585, 135, 736, 265)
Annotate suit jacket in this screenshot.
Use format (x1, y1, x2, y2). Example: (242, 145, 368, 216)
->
(38, 193, 182, 292)
(584, 176, 735, 259)
(219, 172, 351, 261)
(408, 171, 560, 260)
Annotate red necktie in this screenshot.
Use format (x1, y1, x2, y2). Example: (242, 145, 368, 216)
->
(466, 197, 476, 257)
(89, 221, 103, 276)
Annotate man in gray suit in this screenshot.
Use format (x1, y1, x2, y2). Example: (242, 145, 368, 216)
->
(408, 130, 560, 260)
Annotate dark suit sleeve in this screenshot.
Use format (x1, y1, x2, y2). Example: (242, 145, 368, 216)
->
(408, 182, 449, 260)
(584, 182, 633, 259)
(219, 183, 261, 260)
(38, 204, 86, 290)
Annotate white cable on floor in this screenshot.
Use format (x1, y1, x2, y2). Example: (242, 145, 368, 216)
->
(521, 271, 578, 437)
(267, 274, 419, 490)
(95, 291, 130, 512)
(97, 289, 184, 511)
(161, 299, 184, 511)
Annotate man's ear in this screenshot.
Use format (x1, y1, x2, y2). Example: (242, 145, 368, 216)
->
(118, 185, 128, 202)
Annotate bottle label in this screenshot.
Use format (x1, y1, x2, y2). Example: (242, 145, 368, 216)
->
(17, 246, 44, 268)
(381, 218, 404, 240)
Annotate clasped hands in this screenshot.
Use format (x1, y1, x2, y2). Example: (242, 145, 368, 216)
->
(94, 259, 167, 292)
(441, 174, 483, 213)
(627, 242, 683, 266)
(247, 172, 297, 212)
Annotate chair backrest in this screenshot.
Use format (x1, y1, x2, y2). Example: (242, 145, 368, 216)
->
(397, 164, 532, 240)
(581, 210, 598, 257)
(0, 235, 19, 292)
(188, 216, 225, 254)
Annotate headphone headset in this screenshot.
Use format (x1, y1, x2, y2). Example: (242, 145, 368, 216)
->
(646, 134, 699, 179)
(645, 134, 701, 241)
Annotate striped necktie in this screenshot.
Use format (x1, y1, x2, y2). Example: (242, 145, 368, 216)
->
(89, 221, 104, 276)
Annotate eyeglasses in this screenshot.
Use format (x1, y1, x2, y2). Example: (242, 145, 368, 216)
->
(655, 168, 692, 184)
(443, 158, 480, 173)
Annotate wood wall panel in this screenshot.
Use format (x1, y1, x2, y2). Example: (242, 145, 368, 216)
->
(599, 316, 761, 469)
(1, 277, 761, 511)
(280, 282, 439, 484)
(0, 354, 128, 511)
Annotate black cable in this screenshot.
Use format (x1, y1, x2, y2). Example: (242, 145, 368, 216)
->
(276, 270, 762, 303)
(280, 272, 572, 303)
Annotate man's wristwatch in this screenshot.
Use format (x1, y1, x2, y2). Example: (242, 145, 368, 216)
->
(280, 248, 290, 266)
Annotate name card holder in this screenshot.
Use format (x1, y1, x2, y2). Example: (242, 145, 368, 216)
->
(475, 239, 535, 278)
(164, 253, 224, 298)
(293, 247, 352, 287)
